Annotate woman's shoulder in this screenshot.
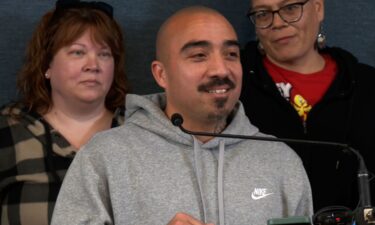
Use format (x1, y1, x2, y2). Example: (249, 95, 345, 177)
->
(0, 102, 41, 128)
(1, 102, 19, 115)
(0, 102, 22, 125)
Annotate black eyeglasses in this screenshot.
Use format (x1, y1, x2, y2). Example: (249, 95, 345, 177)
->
(247, 0, 310, 29)
(55, 0, 113, 18)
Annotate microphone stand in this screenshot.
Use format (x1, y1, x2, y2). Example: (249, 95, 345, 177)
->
(171, 113, 374, 225)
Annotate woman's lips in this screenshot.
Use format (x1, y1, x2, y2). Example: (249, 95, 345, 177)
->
(273, 35, 295, 44)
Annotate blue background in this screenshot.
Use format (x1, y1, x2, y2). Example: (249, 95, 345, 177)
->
(0, 1, 374, 105)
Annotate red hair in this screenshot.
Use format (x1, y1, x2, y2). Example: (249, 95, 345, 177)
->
(17, 6, 128, 114)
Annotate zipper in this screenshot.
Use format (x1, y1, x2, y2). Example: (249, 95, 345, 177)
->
(302, 120, 307, 134)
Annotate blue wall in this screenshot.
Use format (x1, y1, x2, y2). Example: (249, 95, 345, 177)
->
(0, 1, 374, 106)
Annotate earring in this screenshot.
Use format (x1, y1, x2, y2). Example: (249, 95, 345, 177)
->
(45, 73, 50, 79)
(255, 34, 266, 55)
(257, 41, 265, 55)
(316, 25, 326, 50)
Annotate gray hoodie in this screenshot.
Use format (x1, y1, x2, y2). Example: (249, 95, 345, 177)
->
(51, 93, 313, 225)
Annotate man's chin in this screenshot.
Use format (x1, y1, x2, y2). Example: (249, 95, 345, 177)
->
(206, 107, 231, 122)
(213, 96, 229, 108)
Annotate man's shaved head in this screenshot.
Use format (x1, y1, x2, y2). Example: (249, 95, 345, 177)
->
(155, 6, 235, 63)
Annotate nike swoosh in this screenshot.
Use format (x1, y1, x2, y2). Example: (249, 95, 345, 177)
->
(251, 192, 273, 200)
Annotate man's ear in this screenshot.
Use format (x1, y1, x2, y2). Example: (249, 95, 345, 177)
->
(151, 60, 168, 89)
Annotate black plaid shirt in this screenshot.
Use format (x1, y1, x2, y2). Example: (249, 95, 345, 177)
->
(0, 104, 124, 225)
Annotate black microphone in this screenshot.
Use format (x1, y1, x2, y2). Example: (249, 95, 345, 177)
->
(170, 113, 374, 225)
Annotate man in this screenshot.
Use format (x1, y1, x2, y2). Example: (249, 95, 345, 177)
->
(52, 6, 312, 225)
(240, 0, 375, 212)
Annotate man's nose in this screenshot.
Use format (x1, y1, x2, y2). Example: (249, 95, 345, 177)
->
(208, 54, 230, 77)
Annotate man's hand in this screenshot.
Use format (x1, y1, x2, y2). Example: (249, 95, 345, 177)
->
(167, 212, 215, 225)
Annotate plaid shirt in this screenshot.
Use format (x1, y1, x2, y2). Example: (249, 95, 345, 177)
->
(0, 104, 124, 225)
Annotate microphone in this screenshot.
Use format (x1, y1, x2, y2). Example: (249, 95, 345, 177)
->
(170, 113, 374, 225)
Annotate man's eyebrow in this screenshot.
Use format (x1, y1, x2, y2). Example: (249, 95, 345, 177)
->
(180, 41, 211, 53)
(223, 40, 240, 48)
(180, 40, 240, 53)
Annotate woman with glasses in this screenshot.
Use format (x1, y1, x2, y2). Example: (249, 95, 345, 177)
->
(0, 1, 128, 224)
(240, 0, 375, 213)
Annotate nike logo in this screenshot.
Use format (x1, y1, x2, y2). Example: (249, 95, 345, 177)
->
(251, 188, 273, 200)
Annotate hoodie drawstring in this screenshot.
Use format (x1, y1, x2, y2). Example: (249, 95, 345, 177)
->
(193, 137, 226, 225)
(218, 139, 225, 225)
(193, 137, 208, 223)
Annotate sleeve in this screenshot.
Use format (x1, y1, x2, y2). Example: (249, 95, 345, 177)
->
(51, 145, 114, 225)
(289, 154, 314, 218)
(0, 112, 18, 198)
(278, 145, 314, 219)
(294, 164, 314, 217)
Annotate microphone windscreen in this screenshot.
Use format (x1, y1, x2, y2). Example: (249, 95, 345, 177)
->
(171, 113, 183, 126)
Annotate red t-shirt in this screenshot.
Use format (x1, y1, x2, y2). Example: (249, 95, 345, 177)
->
(264, 54, 337, 121)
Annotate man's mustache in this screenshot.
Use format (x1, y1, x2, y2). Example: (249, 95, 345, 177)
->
(197, 77, 235, 92)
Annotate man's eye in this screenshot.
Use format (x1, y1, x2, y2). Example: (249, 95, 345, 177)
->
(190, 53, 207, 61)
(229, 52, 239, 58)
(193, 53, 206, 58)
(225, 51, 239, 60)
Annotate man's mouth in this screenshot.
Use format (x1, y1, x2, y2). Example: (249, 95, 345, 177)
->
(208, 88, 228, 94)
(198, 77, 235, 94)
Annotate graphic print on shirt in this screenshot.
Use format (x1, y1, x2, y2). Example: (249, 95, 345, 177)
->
(275, 83, 292, 101)
(276, 82, 312, 121)
(292, 95, 311, 121)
